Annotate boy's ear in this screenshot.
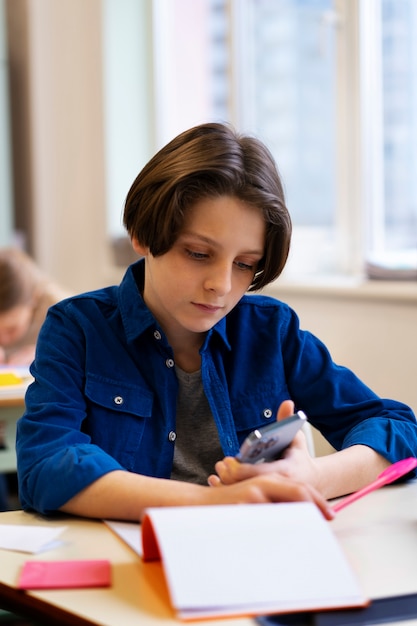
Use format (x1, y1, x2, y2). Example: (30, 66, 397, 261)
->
(131, 237, 149, 257)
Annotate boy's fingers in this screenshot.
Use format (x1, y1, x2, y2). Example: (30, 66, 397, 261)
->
(277, 399, 295, 421)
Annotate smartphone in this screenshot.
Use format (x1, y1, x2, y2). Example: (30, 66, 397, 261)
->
(236, 411, 307, 464)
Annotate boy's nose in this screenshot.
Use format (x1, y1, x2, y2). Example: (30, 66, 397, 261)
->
(204, 264, 232, 295)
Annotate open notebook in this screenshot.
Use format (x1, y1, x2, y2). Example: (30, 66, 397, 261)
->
(140, 502, 368, 621)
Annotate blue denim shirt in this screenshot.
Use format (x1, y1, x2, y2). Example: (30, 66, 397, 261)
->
(16, 260, 417, 514)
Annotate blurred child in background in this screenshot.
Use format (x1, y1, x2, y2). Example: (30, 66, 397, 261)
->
(0, 247, 69, 510)
(0, 247, 69, 365)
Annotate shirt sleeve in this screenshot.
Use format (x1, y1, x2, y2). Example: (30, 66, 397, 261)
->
(16, 301, 125, 515)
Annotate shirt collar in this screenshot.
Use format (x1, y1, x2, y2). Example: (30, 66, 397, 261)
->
(118, 260, 155, 342)
(118, 258, 231, 351)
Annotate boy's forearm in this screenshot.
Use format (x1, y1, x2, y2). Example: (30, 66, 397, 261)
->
(59, 470, 209, 521)
(59, 468, 335, 521)
(315, 445, 391, 500)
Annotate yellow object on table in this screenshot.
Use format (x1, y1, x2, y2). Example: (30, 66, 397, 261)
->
(0, 372, 24, 386)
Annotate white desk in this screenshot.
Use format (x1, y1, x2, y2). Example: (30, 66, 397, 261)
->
(0, 480, 417, 626)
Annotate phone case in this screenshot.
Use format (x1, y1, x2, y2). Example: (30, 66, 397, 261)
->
(237, 411, 307, 464)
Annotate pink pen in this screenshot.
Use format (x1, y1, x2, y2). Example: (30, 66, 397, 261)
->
(332, 457, 417, 513)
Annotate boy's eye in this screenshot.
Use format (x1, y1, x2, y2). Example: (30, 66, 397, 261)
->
(184, 247, 257, 271)
(185, 249, 208, 260)
(235, 261, 255, 271)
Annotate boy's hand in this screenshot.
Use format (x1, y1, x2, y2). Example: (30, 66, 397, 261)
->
(208, 399, 320, 492)
(206, 472, 334, 520)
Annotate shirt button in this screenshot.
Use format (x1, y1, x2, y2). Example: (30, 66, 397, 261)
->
(263, 408, 273, 419)
(114, 396, 124, 405)
(165, 358, 175, 368)
(154, 330, 162, 340)
(168, 431, 177, 442)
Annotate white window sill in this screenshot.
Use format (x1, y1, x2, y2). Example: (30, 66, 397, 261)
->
(264, 274, 417, 304)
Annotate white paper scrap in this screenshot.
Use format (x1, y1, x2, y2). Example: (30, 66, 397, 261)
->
(0, 525, 67, 554)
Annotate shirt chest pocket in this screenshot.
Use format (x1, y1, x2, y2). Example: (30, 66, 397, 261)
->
(84, 373, 154, 470)
(231, 394, 282, 446)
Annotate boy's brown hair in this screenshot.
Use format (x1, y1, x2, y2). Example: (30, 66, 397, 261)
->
(123, 123, 291, 290)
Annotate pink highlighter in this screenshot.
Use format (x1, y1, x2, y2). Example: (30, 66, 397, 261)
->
(332, 457, 417, 513)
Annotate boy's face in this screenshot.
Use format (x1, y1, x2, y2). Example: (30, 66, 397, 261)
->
(133, 195, 265, 344)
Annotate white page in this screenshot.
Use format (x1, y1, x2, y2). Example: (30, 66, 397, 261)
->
(104, 520, 142, 557)
(142, 502, 366, 619)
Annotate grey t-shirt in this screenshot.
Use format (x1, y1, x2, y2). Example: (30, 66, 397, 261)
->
(170, 366, 224, 485)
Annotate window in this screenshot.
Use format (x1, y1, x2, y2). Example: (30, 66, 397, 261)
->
(103, 0, 417, 279)
(361, 0, 417, 276)
(230, 0, 341, 277)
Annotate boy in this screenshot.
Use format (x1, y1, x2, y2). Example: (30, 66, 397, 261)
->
(16, 123, 417, 521)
